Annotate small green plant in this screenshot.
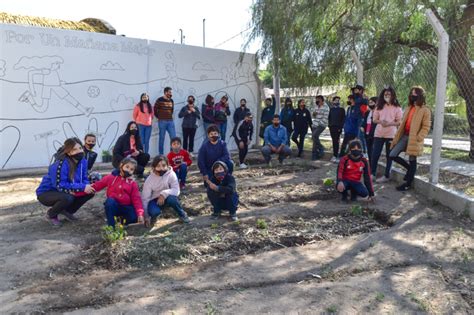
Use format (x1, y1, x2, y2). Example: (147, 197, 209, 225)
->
(326, 305, 337, 313)
(376, 292, 385, 302)
(205, 301, 217, 315)
(101, 217, 127, 242)
(350, 205, 363, 216)
(233, 220, 241, 226)
(256, 218, 268, 229)
(210, 223, 219, 229)
(323, 178, 335, 187)
(211, 234, 222, 242)
(407, 292, 429, 311)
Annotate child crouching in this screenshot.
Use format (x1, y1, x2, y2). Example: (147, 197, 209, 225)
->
(206, 161, 239, 221)
(91, 158, 145, 227)
(336, 140, 375, 202)
(141, 155, 190, 225)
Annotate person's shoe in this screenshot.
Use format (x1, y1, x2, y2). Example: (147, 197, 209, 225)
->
(396, 183, 412, 191)
(377, 176, 390, 183)
(181, 216, 190, 224)
(330, 156, 337, 163)
(230, 215, 238, 221)
(61, 211, 79, 222)
(266, 161, 273, 168)
(240, 163, 248, 169)
(46, 214, 61, 227)
(189, 152, 195, 158)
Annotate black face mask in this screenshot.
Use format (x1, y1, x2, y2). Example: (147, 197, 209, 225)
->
(210, 136, 219, 142)
(316, 101, 320, 106)
(123, 170, 133, 178)
(188, 99, 194, 104)
(129, 129, 138, 136)
(369, 105, 375, 110)
(273, 123, 280, 127)
(350, 149, 362, 158)
(158, 170, 166, 176)
(333, 102, 340, 106)
(86, 143, 95, 149)
(410, 95, 418, 103)
(71, 152, 84, 161)
(347, 101, 352, 106)
(141, 99, 148, 103)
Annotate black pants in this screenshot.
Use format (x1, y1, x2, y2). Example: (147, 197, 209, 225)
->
(113, 152, 150, 175)
(182, 127, 197, 153)
(238, 140, 249, 164)
(339, 133, 357, 157)
(365, 136, 374, 164)
(38, 191, 94, 218)
(329, 126, 342, 158)
(291, 129, 307, 156)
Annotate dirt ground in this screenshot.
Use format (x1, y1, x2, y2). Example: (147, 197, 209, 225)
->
(0, 152, 472, 314)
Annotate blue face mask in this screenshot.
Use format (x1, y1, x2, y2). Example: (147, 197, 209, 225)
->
(215, 171, 226, 181)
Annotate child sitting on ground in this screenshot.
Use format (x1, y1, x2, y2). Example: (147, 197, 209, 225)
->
(91, 157, 145, 228)
(141, 155, 190, 226)
(167, 137, 192, 189)
(336, 140, 375, 202)
(206, 161, 239, 221)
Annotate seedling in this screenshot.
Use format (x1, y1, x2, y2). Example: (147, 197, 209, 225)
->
(376, 292, 385, 302)
(101, 217, 127, 242)
(326, 305, 337, 314)
(350, 205, 363, 216)
(211, 234, 222, 242)
(210, 223, 219, 229)
(323, 178, 334, 187)
(256, 218, 268, 229)
(205, 301, 217, 315)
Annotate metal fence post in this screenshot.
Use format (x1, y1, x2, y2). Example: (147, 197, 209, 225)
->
(426, 9, 449, 185)
(351, 50, 364, 85)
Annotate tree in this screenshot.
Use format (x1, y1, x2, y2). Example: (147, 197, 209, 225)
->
(246, 0, 474, 158)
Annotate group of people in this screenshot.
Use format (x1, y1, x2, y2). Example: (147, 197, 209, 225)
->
(35, 83, 431, 228)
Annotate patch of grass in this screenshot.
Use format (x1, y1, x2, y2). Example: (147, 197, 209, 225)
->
(211, 234, 222, 242)
(407, 292, 429, 312)
(210, 223, 219, 229)
(326, 305, 337, 314)
(256, 218, 268, 230)
(205, 301, 217, 315)
(323, 178, 335, 187)
(423, 146, 472, 163)
(350, 205, 363, 216)
(375, 292, 385, 302)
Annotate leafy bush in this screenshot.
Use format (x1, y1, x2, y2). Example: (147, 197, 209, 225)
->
(101, 217, 127, 242)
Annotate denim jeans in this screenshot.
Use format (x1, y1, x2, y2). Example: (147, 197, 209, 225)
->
(207, 191, 239, 216)
(340, 180, 369, 200)
(311, 125, 326, 159)
(147, 195, 187, 219)
(175, 163, 188, 185)
(261, 145, 292, 163)
(158, 120, 176, 154)
(138, 124, 152, 154)
(104, 197, 138, 227)
(218, 122, 227, 142)
(371, 137, 393, 178)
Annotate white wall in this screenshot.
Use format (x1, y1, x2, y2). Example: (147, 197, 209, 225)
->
(0, 24, 259, 169)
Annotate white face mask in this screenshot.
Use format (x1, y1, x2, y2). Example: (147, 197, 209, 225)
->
(384, 96, 391, 103)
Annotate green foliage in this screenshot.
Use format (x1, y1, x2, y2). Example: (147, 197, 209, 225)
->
(323, 178, 335, 187)
(101, 150, 111, 157)
(350, 205, 363, 216)
(326, 305, 337, 314)
(256, 218, 268, 229)
(101, 217, 127, 242)
(376, 292, 385, 302)
(210, 223, 219, 229)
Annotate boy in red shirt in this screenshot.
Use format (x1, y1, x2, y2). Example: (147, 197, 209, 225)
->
(167, 137, 192, 189)
(336, 140, 375, 202)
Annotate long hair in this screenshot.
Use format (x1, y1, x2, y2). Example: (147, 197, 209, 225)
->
(124, 121, 142, 145)
(59, 137, 83, 181)
(205, 94, 214, 106)
(409, 86, 426, 107)
(138, 93, 152, 114)
(376, 86, 399, 110)
(284, 97, 293, 108)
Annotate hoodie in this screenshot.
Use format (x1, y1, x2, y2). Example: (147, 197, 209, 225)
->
(92, 170, 144, 217)
(141, 167, 180, 215)
(36, 158, 89, 196)
(198, 139, 231, 176)
(207, 161, 238, 199)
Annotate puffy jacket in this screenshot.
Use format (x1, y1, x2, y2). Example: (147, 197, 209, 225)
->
(36, 158, 89, 196)
(141, 167, 180, 215)
(92, 170, 144, 217)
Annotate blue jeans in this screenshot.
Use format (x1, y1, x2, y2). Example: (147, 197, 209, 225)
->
(217, 122, 227, 142)
(138, 124, 152, 154)
(261, 145, 292, 163)
(104, 198, 138, 227)
(147, 195, 187, 219)
(175, 163, 188, 185)
(371, 137, 393, 178)
(207, 191, 239, 216)
(340, 180, 368, 200)
(158, 120, 176, 154)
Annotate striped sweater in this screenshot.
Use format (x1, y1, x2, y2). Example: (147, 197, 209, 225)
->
(154, 96, 174, 120)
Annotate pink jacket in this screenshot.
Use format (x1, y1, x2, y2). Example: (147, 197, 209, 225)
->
(92, 172, 144, 217)
(133, 103, 154, 126)
(373, 105, 403, 139)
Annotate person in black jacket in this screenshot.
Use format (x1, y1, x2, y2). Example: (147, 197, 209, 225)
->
(291, 99, 313, 157)
(233, 98, 251, 124)
(328, 96, 346, 162)
(260, 95, 276, 139)
(233, 112, 254, 169)
(178, 95, 201, 153)
(363, 97, 378, 163)
(206, 161, 239, 221)
(112, 121, 150, 177)
(83, 134, 98, 170)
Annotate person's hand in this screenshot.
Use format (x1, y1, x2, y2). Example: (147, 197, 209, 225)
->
(337, 182, 345, 192)
(145, 217, 151, 228)
(157, 195, 165, 206)
(368, 196, 375, 203)
(270, 145, 277, 153)
(131, 150, 139, 157)
(190, 107, 195, 112)
(84, 184, 95, 194)
(203, 175, 209, 182)
(239, 141, 245, 149)
(208, 182, 218, 191)
(137, 215, 145, 225)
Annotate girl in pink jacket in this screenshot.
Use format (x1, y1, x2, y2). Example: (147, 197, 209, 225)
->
(92, 157, 145, 227)
(133, 93, 154, 154)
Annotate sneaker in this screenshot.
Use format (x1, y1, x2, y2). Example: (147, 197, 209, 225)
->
(240, 163, 248, 169)
(181, 216, 190, 224)
(330, 156, 337, 163)
(396, 183, 412, 191)
(266, 161, 273, 168)
(210, 213, 220, 220)
(189, 152, 195, 158)
(46, 214, 61, 227)
(230, 215, 238, 221)
(377, 176, 390, 183)
(61, 211, 79, 222)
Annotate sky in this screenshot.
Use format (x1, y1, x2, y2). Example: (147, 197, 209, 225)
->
(0, 0, 260, 53)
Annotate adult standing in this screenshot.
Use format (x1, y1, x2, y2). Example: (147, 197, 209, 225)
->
(339, 94, 362, 157)
(312, 95, 330, 160)
(36, 138, 95, 226)
(233, 112, 254, 169)
(363, 97, 378, 164)
(214, 95, 231, 141)
(233, 98, 251, 124)
(178, 95, 201, 154)
(133, 93, 154, 154)
(371, 87, 402, 183)
(389, 86, 431, 191)
(328, 96, 345, 162)
(291, 99, 312, 158)
(112, 121, 150, 177)
(260, 95, 276, 139)
(154, 87, 176, 155)
(280, 97, 295, 146)
(201, 94, 215, 133)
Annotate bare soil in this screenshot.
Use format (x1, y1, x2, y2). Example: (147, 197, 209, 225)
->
(0, 152, 472, 314)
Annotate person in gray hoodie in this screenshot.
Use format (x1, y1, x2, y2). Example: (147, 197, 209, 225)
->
(178, 95, 201, 153)
(141, 155, 190, 226)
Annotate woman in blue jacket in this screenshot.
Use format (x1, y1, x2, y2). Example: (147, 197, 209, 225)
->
(36, 138, 95, 226)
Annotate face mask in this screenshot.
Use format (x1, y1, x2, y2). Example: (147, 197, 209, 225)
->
(122, 170, 133, 178)
(285, 103, 291, 107)
(241, 103, 246, 107)
(350, 149, 362, 158)
(273, 123, 280, 127)
(316, 100, 320, 106)
(87, 143, 95, 149)
(384, 97, 391, 103)
(333, 102, 340, 106)
(71, 152, 84, 161)
(410, 95, 418, 103)
(129, 129, 138, 136)
(188, 99, 193, 104)
(347, 101, 352, 106)
(210, 136, 219, 142)
(158, 170, 166, 176)
(215, 171, 226, 181)
(172, 147, 180, 153)
(141, 99, 148, 103)
(369, 105, 375, 110)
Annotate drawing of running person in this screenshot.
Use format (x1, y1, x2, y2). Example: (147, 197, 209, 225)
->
(15, 56, 93, 116)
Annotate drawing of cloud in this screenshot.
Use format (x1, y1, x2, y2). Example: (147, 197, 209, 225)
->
(0, 60, 6, 77)
(192, 62, 215, 72)
(14, 55, 64, 70)
(100, 61, 124, 71)
(110, 94, 134, 110)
